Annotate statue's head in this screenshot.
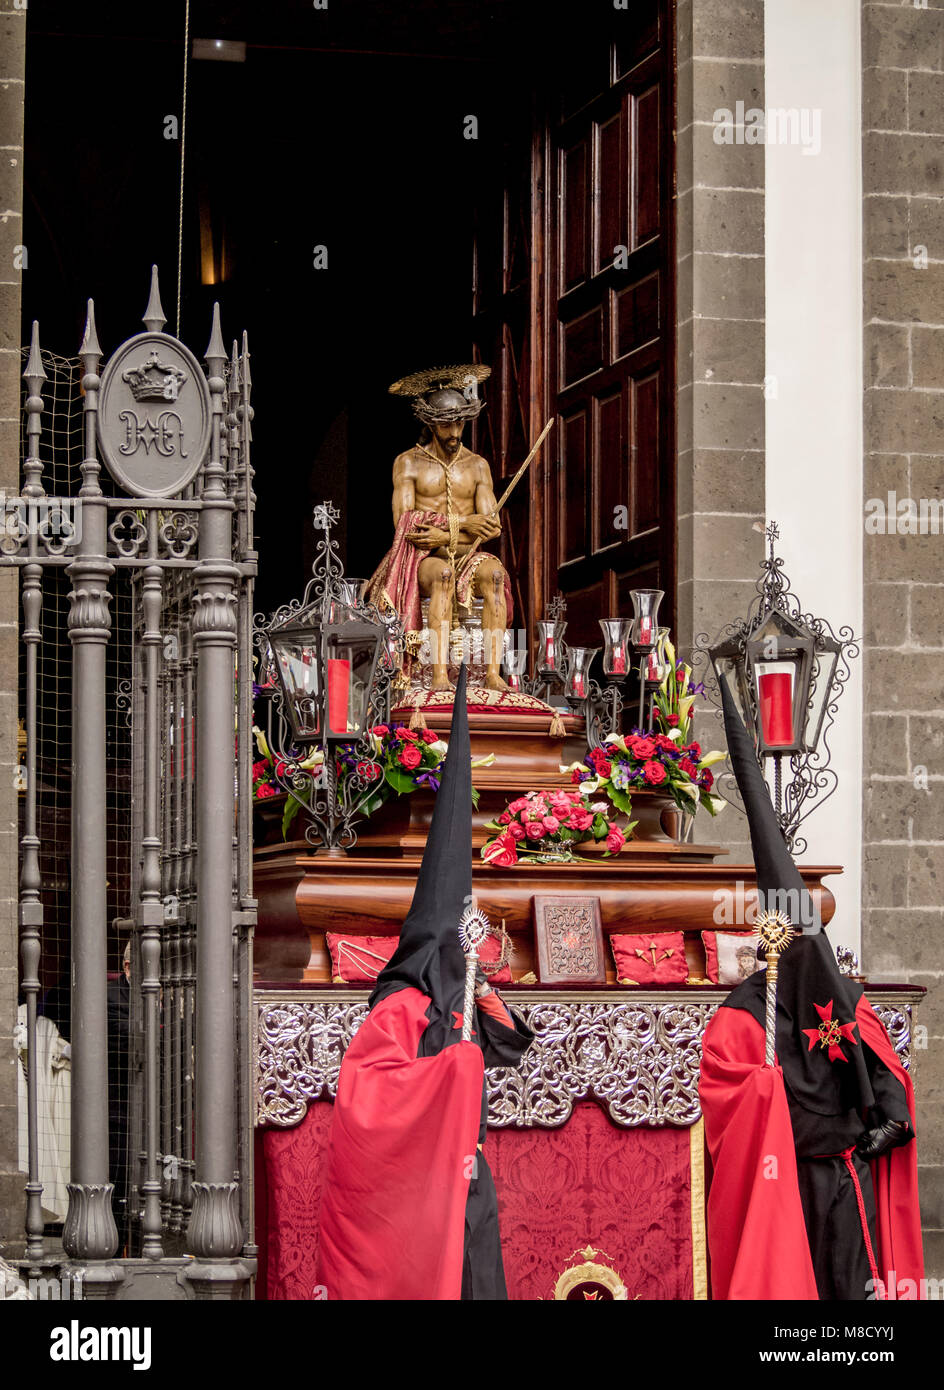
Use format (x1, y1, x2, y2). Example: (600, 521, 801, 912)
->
(389, 366, 489, 449)
(417, 389, 472, 454)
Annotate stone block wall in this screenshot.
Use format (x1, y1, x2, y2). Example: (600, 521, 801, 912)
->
(676, 0, 766, 861)
(862, 0, 944, 1280)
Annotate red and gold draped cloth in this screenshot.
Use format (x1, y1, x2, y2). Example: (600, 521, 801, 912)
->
(365, 509, 513, 640)
(256, 1100, 706, 1301)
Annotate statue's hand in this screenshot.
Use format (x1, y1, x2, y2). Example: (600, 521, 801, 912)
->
(406, 523, 450, 550)
(462, 513, 501, 542)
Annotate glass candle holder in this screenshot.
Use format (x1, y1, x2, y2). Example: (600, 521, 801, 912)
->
(537, 619, 567, 675)
(629, 588, 664, 649)
(501, 630, 528, 691)
(643, 648, 663, 684)
(564, 646, 599, 704)
(599, 618, 633, 678)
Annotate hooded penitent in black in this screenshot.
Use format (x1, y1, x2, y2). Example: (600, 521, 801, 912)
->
(372, 663, 533, 1296)
(698, 680, 921, 1299)
(318, 664, 533, 1300)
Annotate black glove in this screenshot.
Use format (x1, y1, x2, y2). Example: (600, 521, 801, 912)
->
(855, 1116, 913, 1161)
(473, 963, 492, 999)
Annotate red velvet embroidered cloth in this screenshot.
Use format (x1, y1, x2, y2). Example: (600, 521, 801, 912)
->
(256, 1100, 695, 1300)
(326, 931, 512, 984)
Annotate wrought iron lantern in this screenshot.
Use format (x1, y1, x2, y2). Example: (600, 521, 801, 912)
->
(269, 610, 383, 744)
(701, 522, 858, 851)
(255, 501, 402, 851)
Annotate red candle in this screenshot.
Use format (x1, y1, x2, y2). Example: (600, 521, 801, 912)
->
(328, 657, 351, 735)
(638, 617, 653, 644)
(545, 637, 555, 666)
(757, 666, 794, 746)
(612, 650, 626, 675)
(572, 675, 585, 698)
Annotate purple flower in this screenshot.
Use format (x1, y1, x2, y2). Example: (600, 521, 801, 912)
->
(415, 771, 441, 791)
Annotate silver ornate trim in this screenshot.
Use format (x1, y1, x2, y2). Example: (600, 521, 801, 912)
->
(871, 1001, 913, 1072)
(256, 989, 920, 1131)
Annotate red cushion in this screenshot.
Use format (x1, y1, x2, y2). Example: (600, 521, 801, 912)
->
(478, 931, 513, 985)
(326, 934, 399, 983)
(609, 932, 688, 986)
(701, 930, 756, 984)
(326, 930, 512, 984)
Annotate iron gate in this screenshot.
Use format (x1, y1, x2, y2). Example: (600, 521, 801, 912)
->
(6, 268, 257, 1298)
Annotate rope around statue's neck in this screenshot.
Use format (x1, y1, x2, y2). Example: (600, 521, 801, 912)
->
(415, 441, 464, 620)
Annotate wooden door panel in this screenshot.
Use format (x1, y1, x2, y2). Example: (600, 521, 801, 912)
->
(614, 0, 662, 76)
(561, 138, 591, 294)
(560, 308, 605, 389)
(615, 561, 661, 614)
(634, 85, 661, 248)
(592, 388, 625, 555)
(560, 577, 616, 649)
(595, 110, 626, 275)
(613, 270, 660, 360)
(631, 371, 660, 537)
(560, 408, 589, 568)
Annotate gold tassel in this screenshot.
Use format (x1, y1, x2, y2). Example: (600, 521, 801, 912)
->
(549, 712, 566, 738)
(517, 971, 538, 985)
(409, 692, 428, 731)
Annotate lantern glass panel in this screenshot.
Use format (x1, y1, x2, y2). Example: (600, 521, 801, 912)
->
(753, 656, 799, 748)
(325, 627, 380, 739)
(805, 643, 840, 752)
(272, 631, 322, 740)
(710, 651, 753, 734)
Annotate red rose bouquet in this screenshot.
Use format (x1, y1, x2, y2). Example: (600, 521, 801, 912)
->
(481, 789, 634, 866)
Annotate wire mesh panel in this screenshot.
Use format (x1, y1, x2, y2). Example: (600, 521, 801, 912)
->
(14, 348, 136, 1246)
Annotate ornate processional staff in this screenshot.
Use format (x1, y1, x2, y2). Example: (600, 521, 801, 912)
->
(755, 909, 797, 1066)
(458, 905, 491, 1042)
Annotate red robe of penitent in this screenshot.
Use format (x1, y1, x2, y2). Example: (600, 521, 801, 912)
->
(315, 987, 485, 1301)
(700, 994, 924, 1301)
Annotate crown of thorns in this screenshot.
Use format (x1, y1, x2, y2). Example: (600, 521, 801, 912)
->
(388, 364, 490, 424)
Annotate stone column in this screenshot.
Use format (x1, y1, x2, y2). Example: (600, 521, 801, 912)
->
(676, 0, 766, 855)
(861, 0, 944, 1281)
(185, 306, 246, 1296)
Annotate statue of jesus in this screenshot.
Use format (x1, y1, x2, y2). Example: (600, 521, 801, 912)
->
(365, 365, 512, 692)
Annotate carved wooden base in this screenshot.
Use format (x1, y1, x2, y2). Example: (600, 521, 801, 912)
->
(254, 847, 840, 985)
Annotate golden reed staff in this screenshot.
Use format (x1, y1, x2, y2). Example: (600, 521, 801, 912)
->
(464, 417, 556, 563)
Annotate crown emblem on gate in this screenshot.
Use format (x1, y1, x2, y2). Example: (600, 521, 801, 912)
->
(121, 349, 188, 402)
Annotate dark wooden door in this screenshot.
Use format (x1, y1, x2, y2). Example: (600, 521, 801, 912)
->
(472, 1, 675, 652)
(471, 94, 543, 642)
(545, 1, 675, 646)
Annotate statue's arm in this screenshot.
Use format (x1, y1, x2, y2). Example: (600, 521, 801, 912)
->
(394, 452, 451, 551)
(392, 454, 416, 527)
(463, 460, 502, 542)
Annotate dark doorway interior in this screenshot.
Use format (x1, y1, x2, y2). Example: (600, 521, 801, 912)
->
(22, 0, 675, 628)
(22, 3, 520, 615)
